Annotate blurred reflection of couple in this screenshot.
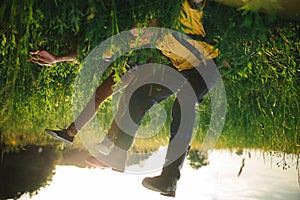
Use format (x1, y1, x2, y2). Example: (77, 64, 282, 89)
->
(0, 146, 59, 199)
(29, 0, 218, 197)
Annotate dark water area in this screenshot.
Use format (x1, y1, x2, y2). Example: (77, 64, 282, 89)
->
(1, 146, 299, 200)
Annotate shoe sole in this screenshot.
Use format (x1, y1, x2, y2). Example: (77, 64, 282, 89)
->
(142, 180, 175, 197)
(85, 157, 107, 169)
(142, 181, 163, 193)
(44, 129, 73, 144)
(160, 191, 175, 197)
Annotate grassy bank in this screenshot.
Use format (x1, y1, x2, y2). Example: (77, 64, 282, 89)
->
(0, 0, 299, 154)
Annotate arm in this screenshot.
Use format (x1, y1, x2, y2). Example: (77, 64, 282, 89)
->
(28, 50, 78, 66)
(55, 52, 77, 63)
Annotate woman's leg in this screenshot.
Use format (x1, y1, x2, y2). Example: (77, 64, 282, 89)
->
(95, 83, 174, 171)
(44, 71, 117, 144)
(67, 72, 116, 136)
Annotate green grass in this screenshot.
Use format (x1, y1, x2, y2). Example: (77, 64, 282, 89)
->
(0, 0, 299, 155)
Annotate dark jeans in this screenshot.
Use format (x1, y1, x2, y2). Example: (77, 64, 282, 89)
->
(108, 65, 209, 155)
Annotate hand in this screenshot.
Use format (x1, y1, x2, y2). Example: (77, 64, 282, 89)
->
(188, 0, 204, 9)
(192, 0, 203, 4)
(27, 50, 57, 66)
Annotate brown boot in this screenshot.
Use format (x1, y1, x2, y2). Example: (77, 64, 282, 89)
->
(142, 149, 188, 197)
(142, 174, 177, 197)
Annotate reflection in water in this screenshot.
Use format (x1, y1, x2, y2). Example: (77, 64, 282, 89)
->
(16, 149, 299, 200)
(0, 146, 59, 200)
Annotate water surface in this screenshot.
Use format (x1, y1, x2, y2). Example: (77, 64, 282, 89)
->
(17, 149, 300, 200)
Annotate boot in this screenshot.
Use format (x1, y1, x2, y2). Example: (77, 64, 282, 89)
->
(142, 174, 177, 197)
(142, 149, 188, 197)
(95, 145, 127, 172)
(94, 134, 116, 155)
(95, 119, 136, 155)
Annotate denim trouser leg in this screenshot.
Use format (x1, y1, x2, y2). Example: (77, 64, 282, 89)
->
(105, 65, 210, 171)
(165, 66, 209, 167)
(109, 83, 173, 151)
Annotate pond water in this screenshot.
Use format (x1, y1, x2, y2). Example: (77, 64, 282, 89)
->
(14, 149, 300, 200)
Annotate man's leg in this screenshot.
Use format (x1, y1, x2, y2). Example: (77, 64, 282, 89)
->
(142, 95, 195, 197)
(142, 67, 209, 197)
(94, 83, 174, 171)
